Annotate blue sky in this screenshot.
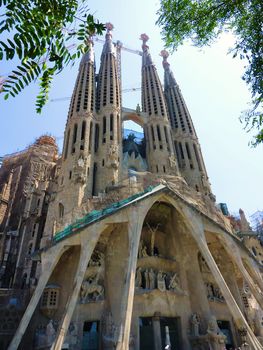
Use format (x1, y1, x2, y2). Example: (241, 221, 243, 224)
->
(0, 0, 262, 218)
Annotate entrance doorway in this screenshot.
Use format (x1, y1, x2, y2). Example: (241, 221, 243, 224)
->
(82, 321, 99, 350)
(139, 317, 155, 349)
(160, 317, 181, 350)
(139, 316, 181, 350)
(217, 320, 234, 349)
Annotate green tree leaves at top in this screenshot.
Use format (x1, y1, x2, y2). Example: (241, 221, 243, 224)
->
(157, 0, 263, 146)
(0, 0, 104, 113)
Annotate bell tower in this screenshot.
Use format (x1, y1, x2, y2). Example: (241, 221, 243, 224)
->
(161, 50, 212, 195)
(56, 38, 96, 214)
(140, 34, 178, 176)
(95, 23, 122, 194)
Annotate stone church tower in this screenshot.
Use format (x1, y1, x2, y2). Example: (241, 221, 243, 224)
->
(141, 34, 178, 176)
(3, 25, 263, 350)
(161, 50, 212, 195)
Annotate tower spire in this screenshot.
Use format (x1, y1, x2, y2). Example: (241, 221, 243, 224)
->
(101, 22, 115, 57)
(140, 34, 179, 176)
(161, 50, 213, 197)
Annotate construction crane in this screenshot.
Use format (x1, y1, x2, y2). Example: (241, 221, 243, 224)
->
(1, 36, 142, 100)
(50, 87, 141, 103)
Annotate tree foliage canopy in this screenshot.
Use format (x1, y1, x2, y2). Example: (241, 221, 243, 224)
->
(0, 0, 104, 113)
(157, 0, 263, 146)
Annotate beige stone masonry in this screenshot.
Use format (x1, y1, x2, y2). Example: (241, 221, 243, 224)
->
(179, 205, 262, 350)
(8, 244, 67, 350)
(52, 222, 104, 350)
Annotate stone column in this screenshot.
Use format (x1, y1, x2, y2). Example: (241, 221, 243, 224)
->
(52, 223, 103, 350)
(115, 206, 144, 350)
(8, 244, 67, 350)
(152, 315, 162, 350)
(181, 207, 262, 350)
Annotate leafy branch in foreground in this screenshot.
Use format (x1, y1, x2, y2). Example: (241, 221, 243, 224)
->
(157, 0, 263, 146)
(0, 0, 105, 113)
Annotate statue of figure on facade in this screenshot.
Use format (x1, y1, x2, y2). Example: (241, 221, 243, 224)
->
(135, 267, 142, 288)
(168, 272, 184, 294)
(141, 245, 148, 258)
(46, 319, 56, 345)
(206, 316, 226, 350)
(149, 268, 156, 289)
(190, 313, 200, 336)
(157, 271, 166, 292)
(199, 254, 210, 273)
(107, 145, 119, 168)
(144, 269, 150, 289)
(138, 240, 143, 258)
(214, 287, 224, 302)
(80, 275, 104, 302)
(206, 282, 214, 300)
(169, 155, 177, 169)
(88, 250, 104, 267)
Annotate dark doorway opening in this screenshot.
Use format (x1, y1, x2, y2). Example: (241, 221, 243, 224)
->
(82, 321, 100, 350)
(139, 317, 154, 349)
(160, 317, 181, 350)
(217, 320, 234, 349)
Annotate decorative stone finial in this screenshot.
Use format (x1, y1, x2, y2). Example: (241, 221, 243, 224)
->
(160, 49, 170, 69)
(105, 22, 114, 33)
(140, 33, 149, 52)
(140, 33, 149, 43)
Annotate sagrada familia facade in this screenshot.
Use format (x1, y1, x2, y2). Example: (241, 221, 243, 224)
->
(0, 24, 263, 350)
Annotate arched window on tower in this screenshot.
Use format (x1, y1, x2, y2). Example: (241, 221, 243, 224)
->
(80, 121, 86, 150)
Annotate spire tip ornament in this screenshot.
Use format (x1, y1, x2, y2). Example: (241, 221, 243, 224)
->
(160, 49, 170, 69)
(105, 22, 114, 33)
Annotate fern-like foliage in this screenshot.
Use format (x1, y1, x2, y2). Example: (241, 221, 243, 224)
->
(0, 0, 105, 113)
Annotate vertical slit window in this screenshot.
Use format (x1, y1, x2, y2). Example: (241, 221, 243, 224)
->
(151, 126, 155, 142)
(179, 142, 184, 159)
(110, 114, 114, 140)
(103, 116, 106, 143)
(94, 124, 99, 153)
(80, 121, 86, 150)
(64, 129, 70, 159)
(89, 122, 93, 152)
(164, 126, 168, 143)
(174, 141, 181, 166)
(72, 124, 78, 154)
(185, 143, 192, 160)
(157, 125, 162, 141)
(193, 144, 202, 171)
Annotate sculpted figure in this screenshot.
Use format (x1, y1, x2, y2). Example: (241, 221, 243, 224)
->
(138, 240, 143, 258)
(149, 268, 155, 289)
(206, 282, 214, 300)
(168, 272, 184, 294)
(135, 267, 142, 288)
(190, 313, 200, 336)
(207, 316, 226, 349)
(80, 277, 104, 302)
(46, 320, 56, 345)
(144, 269, 150, 289)
(141, 245, 148, 258)
(157, 271, 166, 292)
